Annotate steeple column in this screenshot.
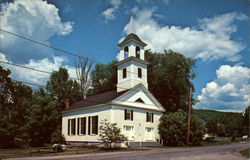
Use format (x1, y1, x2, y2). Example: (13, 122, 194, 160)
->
(128, 45, 136, 57)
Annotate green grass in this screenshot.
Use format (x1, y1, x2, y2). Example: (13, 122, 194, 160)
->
(240, 148, 250, 158)
(0, 147, 149, 159)
(149, 137, 246, 148)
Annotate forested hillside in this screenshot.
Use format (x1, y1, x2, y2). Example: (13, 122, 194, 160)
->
(194, 109, 244, 137)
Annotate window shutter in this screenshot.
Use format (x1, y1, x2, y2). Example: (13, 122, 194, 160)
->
(146, 112, 148, 122)
(88, 117, 91, 135)
(138, 68, 142, 78)
(123, 68, 127, 78)
(96, 116, 98, 135)
(72, 119, 76, 135)
(152, 113, 154, 123)
(131, 110, 133, 121)
(77, 118, 79, 135)
(83, 117, 86, 135)
(125, 109, 127, 120)
(68, 119, 70, 135)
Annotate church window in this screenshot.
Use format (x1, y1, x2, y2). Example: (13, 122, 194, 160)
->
(68, 118, 76, 135)
(123, 68, 127, 78)
(124, 109, 133, 120)
(138, 68, 142, 78)
(77, 117, 86, 135)
(88, 116, 98, 135)
(124, 46, 129, 58)
(146, 112, 154, 123)
(136, 46, 140, 59)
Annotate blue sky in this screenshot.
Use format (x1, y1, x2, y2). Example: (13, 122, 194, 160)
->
(0, 0, 249, 112)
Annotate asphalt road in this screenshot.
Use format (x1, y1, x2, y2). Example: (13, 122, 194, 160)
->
(7, 141, 250, 160)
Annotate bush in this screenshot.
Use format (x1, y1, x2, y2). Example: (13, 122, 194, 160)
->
(158, 110, 205, 146)
(99, 119, 127, 149)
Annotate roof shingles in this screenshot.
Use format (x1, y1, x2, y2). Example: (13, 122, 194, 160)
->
(118, 33, 147, 47)
(65, 90, 128, 111)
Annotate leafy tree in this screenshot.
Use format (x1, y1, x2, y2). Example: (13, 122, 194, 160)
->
(99, 119, 127, 149)
(46, 67, 82, 144)
(158, 110, 205, 146)
(146, 50, 195, 112)
(194, 109, 243, 137)
(0, 66, 33, 148)
(243, 106, 250, 135)
(205, 119, 218, 136)
(46, 67, 82, 111)
(90, 61, 117, 95)
(25, 88, 58, 146)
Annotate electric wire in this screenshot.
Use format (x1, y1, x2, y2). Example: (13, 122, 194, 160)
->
(0, 29, 150, 78)
(0, 28, 101, 64)
(12, 79, 46, 88)
(0, 60, 77, 80)
(2, 29, 231, 110)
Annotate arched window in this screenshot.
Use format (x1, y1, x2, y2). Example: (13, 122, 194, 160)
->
(124, 46, 129, 59)
(136, 46, 140, 59)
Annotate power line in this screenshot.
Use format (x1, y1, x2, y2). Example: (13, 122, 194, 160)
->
(0, 28, 101, 64)
(12, 79, 46, 88)
(0, 60, 51, 74)
(0, 29, 151, 78)
(0, 60, 77, 80)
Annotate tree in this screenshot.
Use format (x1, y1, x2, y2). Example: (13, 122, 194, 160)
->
(90, 61, 117, 95)
(158, 110, 205, 146)
(146, 50, 196, 112)
(205, 119, 218, 136)
(99, 119, 127, 149)
(75, 57, 93, 99)
(242, 106, 250, 135)
(46, 67, 82, 111)
(46, 67, 82, 144)
(25, 88, 58, 146)
(0, 66, 33, 148)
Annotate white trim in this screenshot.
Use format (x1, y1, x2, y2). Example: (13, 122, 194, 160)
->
(113, 84, 166, 112)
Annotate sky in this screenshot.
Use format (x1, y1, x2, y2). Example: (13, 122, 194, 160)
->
(0, 0, 249, 112)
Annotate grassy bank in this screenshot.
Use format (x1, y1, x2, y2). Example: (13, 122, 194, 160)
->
(240, 148, 250, 158)
(0, 147, 148, 159)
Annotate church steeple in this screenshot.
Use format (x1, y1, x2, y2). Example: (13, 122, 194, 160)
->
(116, 33, 148, 92)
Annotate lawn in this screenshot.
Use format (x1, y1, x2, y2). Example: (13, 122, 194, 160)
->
(0, 146, 149, 159)
(149, 137, 247, 148)
(240, 148, 250, 158)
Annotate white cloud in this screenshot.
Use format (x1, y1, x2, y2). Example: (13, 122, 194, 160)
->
(0, 0, 73, 63)
(102, 0, 121, 20)
(195, 65, 250, 111)
(0, 53, 77, 86)
(120, 9, 247, 62)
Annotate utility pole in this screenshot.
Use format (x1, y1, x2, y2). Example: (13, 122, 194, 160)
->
(187, 87, 192, 146)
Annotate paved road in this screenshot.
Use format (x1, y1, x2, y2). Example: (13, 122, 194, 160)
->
(7, 141, 250, 160)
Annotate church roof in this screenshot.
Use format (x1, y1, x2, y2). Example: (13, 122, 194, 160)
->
(118, 33, 147, 47)
(64, 90, 128, 111)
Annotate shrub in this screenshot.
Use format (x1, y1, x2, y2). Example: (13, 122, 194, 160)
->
(99, 119, 127, 149)
(158, 110, 205, 146)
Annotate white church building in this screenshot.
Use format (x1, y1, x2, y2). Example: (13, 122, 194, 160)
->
(62, 33, 165, 145)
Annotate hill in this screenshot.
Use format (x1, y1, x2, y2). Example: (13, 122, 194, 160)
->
(193, 109, 242, 137)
